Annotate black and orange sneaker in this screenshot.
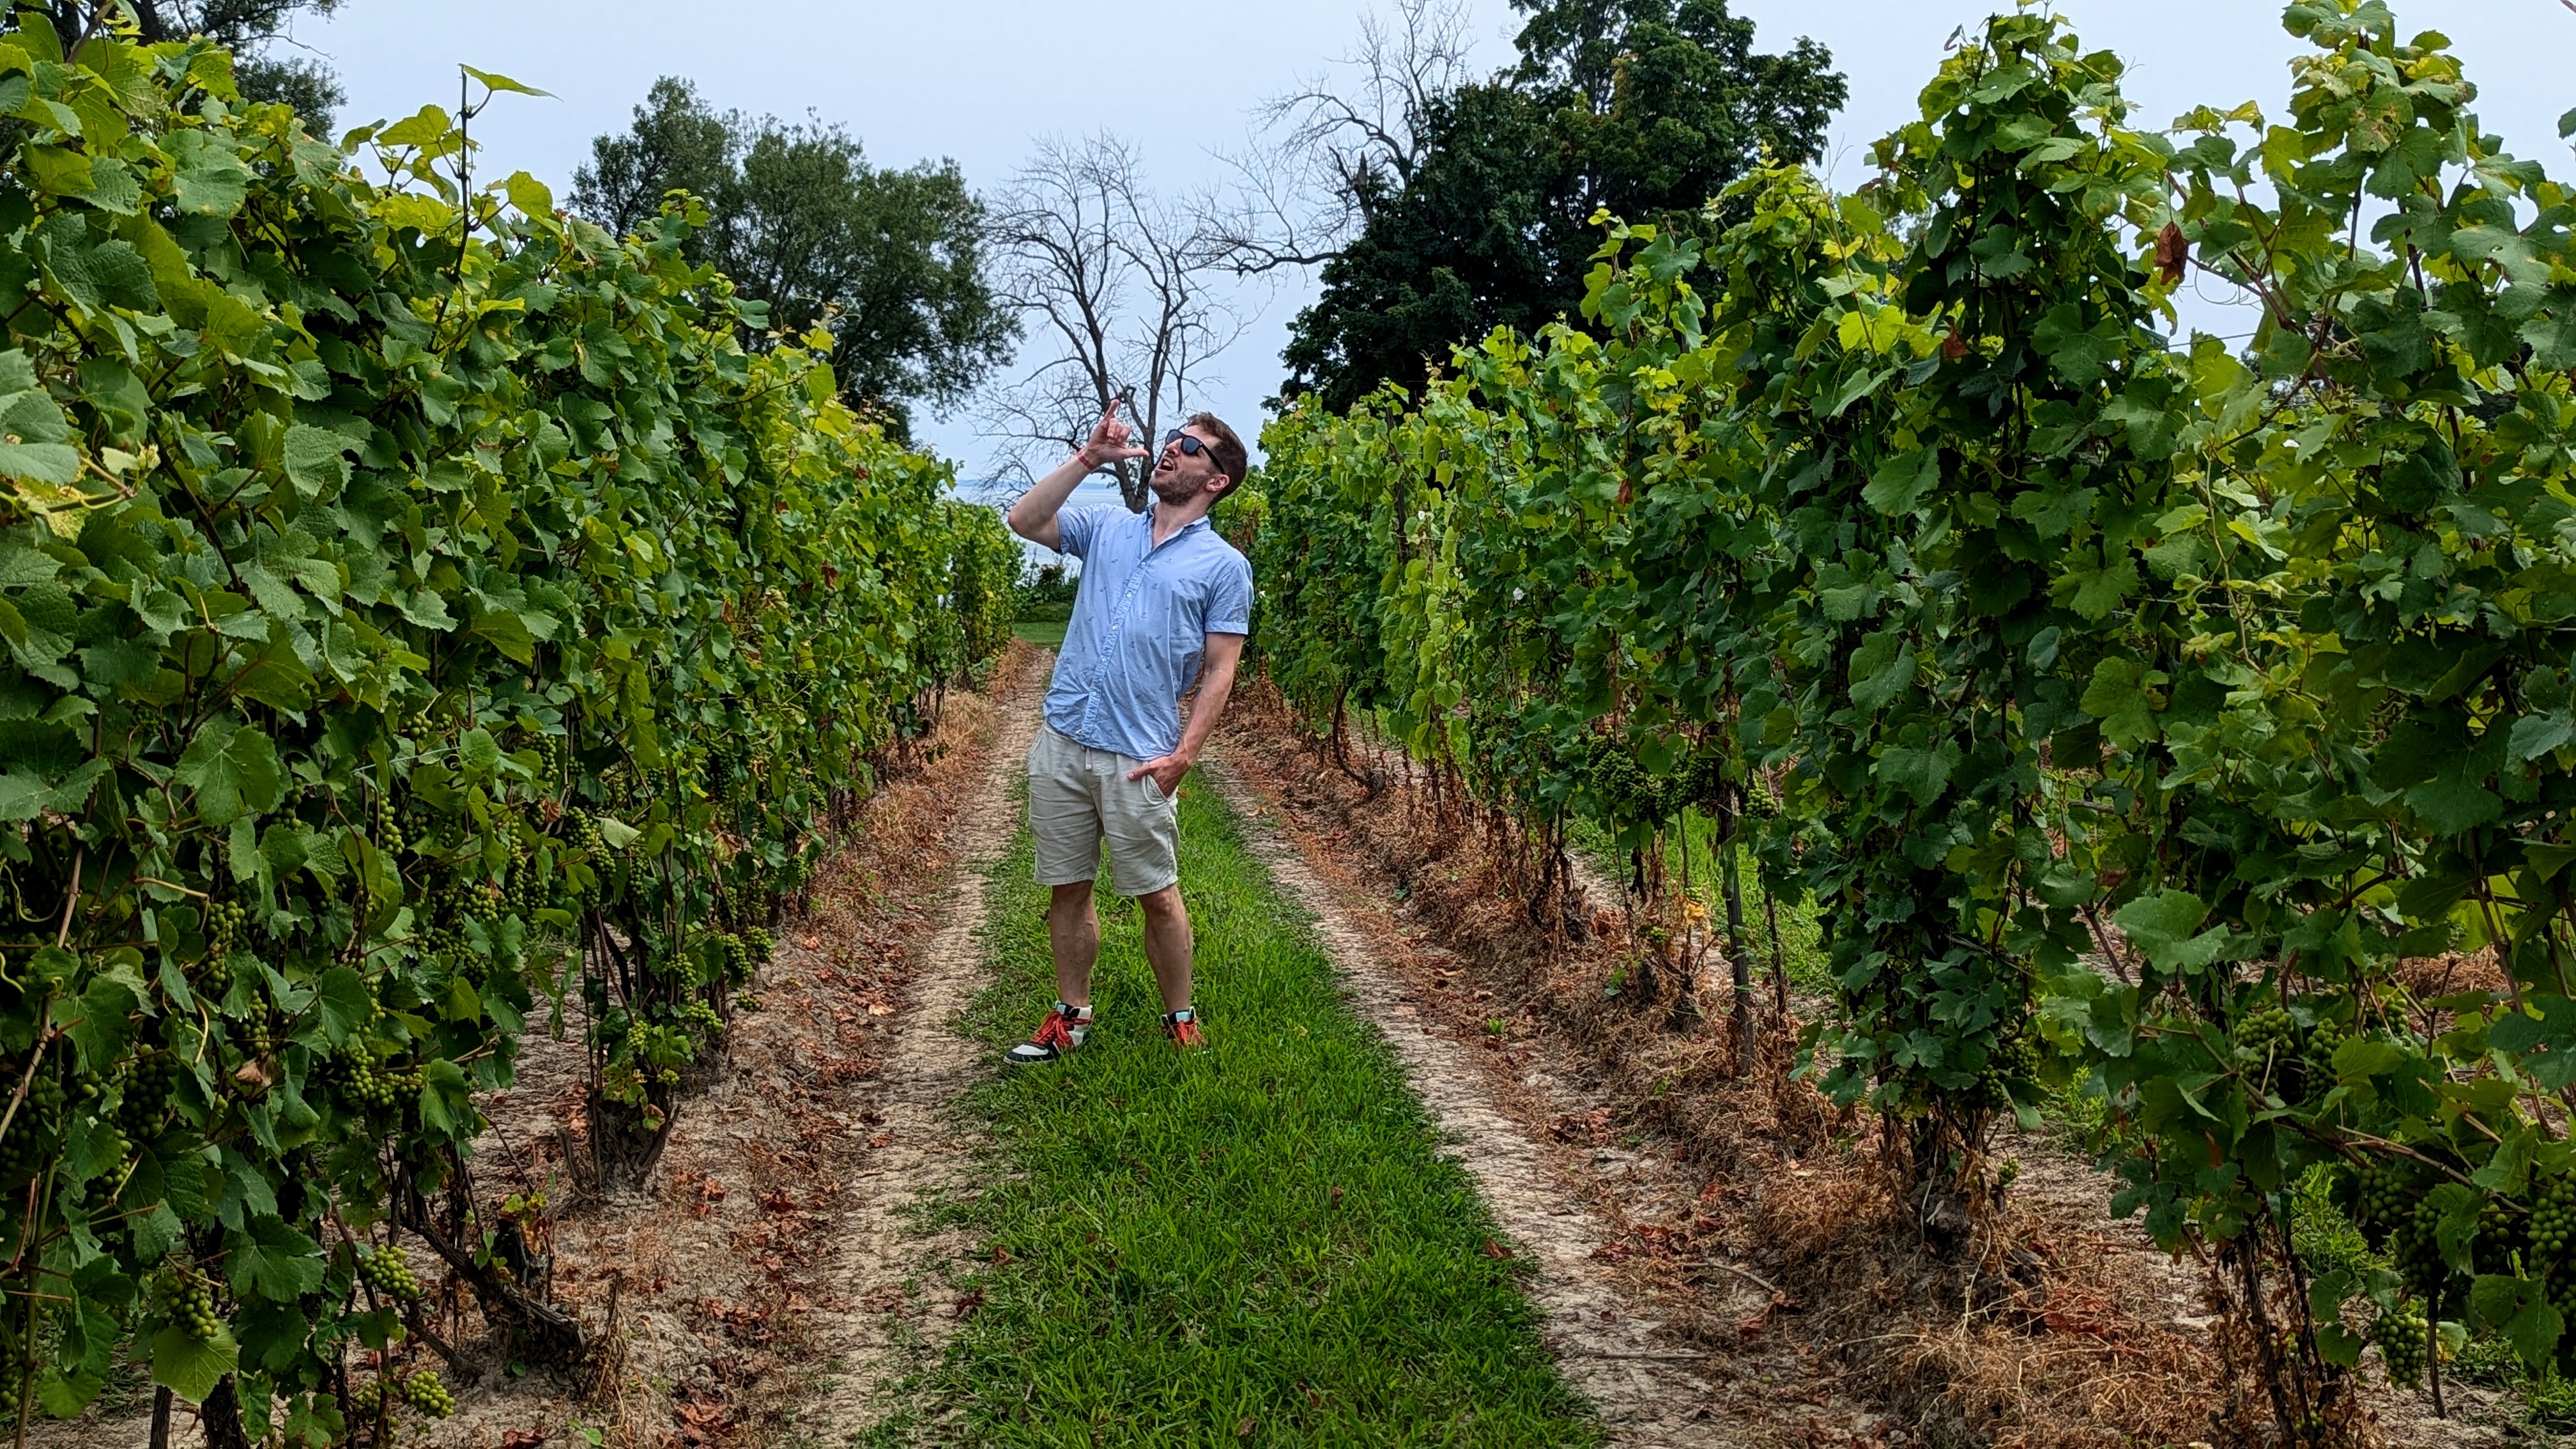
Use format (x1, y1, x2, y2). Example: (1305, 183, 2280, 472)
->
(1005, 1002, 1092, 1066)
(1163, 1008, 1206, 1053)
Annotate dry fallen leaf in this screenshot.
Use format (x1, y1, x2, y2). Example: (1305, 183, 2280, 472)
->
(2156, 220, 2188, 284)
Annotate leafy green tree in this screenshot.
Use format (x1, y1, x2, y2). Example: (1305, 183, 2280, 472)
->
(571, 77, 1015, 434)
(1273, 0, 1842, 411)
(27, 1, 351, 129)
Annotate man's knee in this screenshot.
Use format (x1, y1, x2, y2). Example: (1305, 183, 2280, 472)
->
(1048, 882, 1096, 915)
(1135, 884, 1185, 921)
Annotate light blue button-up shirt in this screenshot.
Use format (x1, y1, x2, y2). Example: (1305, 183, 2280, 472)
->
(1043, 504, 1254, 761)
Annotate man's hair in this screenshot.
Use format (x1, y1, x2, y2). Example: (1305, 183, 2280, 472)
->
(1187, 412, 1248, 503)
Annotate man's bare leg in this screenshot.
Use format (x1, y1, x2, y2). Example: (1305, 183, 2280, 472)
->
(1048, 882, 1101, 1008)
(1136, 884, 1194, 1014)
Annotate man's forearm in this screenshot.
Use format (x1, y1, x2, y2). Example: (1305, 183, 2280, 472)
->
(1007, 448, 1098, 540)
(1175, 652, 1241, 764)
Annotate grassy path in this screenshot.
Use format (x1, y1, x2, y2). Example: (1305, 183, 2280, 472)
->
(902, 777, 1599, 1446)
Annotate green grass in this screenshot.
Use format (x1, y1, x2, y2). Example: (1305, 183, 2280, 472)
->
(915, 783, 1599, 1447)
(1012, 617, 1069, 648)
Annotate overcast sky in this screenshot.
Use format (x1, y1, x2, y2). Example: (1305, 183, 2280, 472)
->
(298, 1, 2576, 477)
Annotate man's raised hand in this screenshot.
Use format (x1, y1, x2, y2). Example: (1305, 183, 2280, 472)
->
(1081, 399, 1152, 471)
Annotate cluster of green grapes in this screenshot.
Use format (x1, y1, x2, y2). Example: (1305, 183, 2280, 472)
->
(114, 1049, 181, 1140)
(2549, 1272, 2576, 1347)
(403, 1368, 454, 1416)
(2299, 1016, 2350, 1087)
(501, 835, 551, 915)
(2236, 1004, 2296, 1059)
(1583, 736, 1675, 825)
(615, 1019, 682, 1090)
(177, 1275, 223, 1342)
(0, 1071, 67, 1181)
(339, 1050, 419, 1111)
(1976, 1030, 2046, 1112)
(357, 1244, 423, 1301)
(2234, 1001, 2346, 1100)
(682, 999, 723, 1036)
(374, 794, 406, 858)
(202, 898, 247, 993)
(352, 1366, 456, 1423)
(2476, 1196, 2536, 1275)
(2391, 1206, 2451, 1301)
(537, 733, 572, 786)
(2375, 1298, 2430, 1388)
(2352, 1162, 2416, 1243)
(710, 929, 774, 984)
(570, 809, 606, 860)
(2536, 1174, 2576, 1261)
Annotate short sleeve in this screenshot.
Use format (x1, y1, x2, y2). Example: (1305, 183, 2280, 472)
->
(1206, 553, 1253, 635)
(1055, 505, 1107, 560)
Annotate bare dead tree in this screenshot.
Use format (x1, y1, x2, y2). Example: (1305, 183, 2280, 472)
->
(984, 134, 1240, 510)
(1202, 0, 1478, 276)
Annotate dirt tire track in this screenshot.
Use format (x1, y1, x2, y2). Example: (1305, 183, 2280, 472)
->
(793, 689, 1043, 1441)
(1204, 755, 1760, 1449)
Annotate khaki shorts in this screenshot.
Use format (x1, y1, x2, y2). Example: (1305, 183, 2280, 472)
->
(1027, 724, 1181, 897)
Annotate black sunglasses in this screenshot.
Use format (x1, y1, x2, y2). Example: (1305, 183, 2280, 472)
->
(1161, 429, 1215, 460)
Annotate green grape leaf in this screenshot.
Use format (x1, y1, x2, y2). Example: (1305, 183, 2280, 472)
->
(151, 1324, 238, 1404)
(281, 423, 353, 497)
(318, 967, 370, 1046)
(502, 169, 554, 216)
(227, 1215, 325, 1301)
(461, 65, 555, 98)
(174, 717, 284, 826)
(2469, 1275, 2563, 1367)
(163, 130, 250, 217)
(1860, 447, 1939, 515)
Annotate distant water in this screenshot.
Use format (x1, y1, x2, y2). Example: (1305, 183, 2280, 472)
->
(947, 478, 1132, 574)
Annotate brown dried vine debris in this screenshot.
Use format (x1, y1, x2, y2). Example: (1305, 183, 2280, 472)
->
(1215, 684, 2234, 1449)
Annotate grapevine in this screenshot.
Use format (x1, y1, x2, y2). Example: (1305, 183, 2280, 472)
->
(0, 15, 1018, 1432)
(1250, 2, 2576, 1434)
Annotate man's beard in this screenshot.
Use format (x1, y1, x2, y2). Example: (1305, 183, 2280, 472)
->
(1147, 465, 1209, 507)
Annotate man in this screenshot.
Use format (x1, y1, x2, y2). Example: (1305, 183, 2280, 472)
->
(1000, 401, 1254, 1064)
